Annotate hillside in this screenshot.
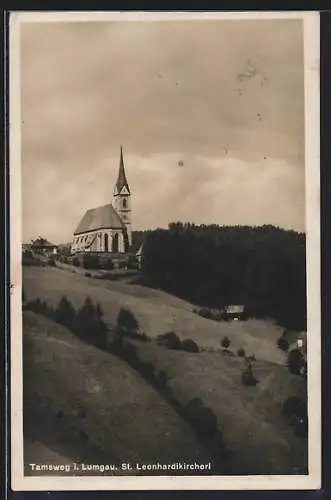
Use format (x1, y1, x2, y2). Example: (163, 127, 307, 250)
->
(23, 311, 210, 475)
(23, 266, 291, 365)
(130, 341, 307, 475)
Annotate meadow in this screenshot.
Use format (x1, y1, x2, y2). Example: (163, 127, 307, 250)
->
(22, 265, 308, 475)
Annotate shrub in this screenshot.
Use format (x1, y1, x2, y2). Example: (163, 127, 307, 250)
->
(48, 256, 56, 266)
(72, 256, 81, 267)
(85, 272, 92, 278)
(277, 336, 289, 352)
(26, 297, 43, 314)
(40, 300, 55, 320)
(237, 348, 245, 358)
(155, 370, 169, 390)
(139, 361, 156, 380)
(197, 307, 213, 319)
(241, 364, 259, 386)
(55, 296, 76, 329)
(83, 254, 100, 270)
(282, 396, 307, 420)
(156, 331, 182, 350)
(104, 257, 114, 270)
(181, 338, 200, 353)
(184, 398, 218, 439)
(221, 336, 230, 349)
(287, 348, 305, 375)
(117, 308, 139, 335)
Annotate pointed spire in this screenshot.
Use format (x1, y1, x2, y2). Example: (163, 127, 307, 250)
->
(115, 145, 130, 195)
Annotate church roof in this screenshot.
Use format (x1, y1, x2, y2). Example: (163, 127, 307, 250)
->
(74, 204, 125, 235)
(115, 146, 130, 195)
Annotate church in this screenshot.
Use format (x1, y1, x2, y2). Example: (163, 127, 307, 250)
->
(71, 147, 132, 255)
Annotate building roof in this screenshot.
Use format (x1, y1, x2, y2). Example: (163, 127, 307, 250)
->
(31, 238, 57, 248)
(74, 204, 125, 235)
(114, 146, 130, 195)
(224, 305, 245, 314)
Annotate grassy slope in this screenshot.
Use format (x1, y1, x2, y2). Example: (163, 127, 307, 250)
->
(24, 266, 288, 365)
(23, 266, 308, 475)
(131, 342, 308, 475)
(23, 311, 210, 475)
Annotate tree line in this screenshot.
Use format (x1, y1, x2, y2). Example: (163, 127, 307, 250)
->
(137, 223, 306, 331)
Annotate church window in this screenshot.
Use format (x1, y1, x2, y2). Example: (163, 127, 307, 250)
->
(104, 233, 109, 252)
(122, 198, 127, 209)
(112, 233, 119, 253)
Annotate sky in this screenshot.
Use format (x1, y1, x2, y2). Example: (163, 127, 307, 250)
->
(20, 17, 305, 244)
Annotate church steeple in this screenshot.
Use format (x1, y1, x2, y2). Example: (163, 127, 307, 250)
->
(115, 146, 130, 195)
(113, 146, 132, 250)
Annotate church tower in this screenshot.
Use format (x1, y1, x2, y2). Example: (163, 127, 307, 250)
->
(113, 146, 132, 249)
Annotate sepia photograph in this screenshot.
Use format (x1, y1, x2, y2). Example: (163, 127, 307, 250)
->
(10, 11, 321, 491)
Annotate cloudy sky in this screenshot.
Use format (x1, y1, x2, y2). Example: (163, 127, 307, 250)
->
(20, 16, 305, 243)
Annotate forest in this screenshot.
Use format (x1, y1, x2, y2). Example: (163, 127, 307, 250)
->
(133, 223, 306, 331)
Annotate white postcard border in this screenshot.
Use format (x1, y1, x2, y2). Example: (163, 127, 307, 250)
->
(9, 10, 321, 491)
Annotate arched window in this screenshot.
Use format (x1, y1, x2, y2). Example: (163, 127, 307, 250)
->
(104, 233, 109, 252)
(112, 233, 119, 253)
(122, 198, 127, 209)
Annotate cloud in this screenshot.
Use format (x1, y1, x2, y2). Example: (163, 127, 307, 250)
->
(19, 18, 305, 241)
(22, 152, 305, 243)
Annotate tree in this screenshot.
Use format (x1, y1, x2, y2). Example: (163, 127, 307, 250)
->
(287, 348, 305, 375)
(277, 336, 289, 352)
(221, 336, 230, 349)
(140, 224, 306, 331)
(74, 296, 108, 349)
(241, 363, 259, 386)
(117, 308, 139, 335)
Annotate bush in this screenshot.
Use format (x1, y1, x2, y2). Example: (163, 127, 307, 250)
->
(181, 338, 200, 353)
(54, 296, 76, 329)
(83, 254, 100, 270)
(277, 336, 289, 352)
(48, 256, 56, 266)
(184, 398, 218, 439)
(103, 258, 114, 270)
(237, 348, 245, 357)
(155, 370, 169, 390)
(85, 272, 92, 278)
(117, 308, 139, 335)
(287, 348, 305, 375)
(221, 336, 230, 349)
(196, 307, 213, 320)
(156, 331, 182, 350)
(26, 297, 43, 314)
(72, 256, 81, 267)
(241, 364, 259, 386)
(282, 396, 307, 420)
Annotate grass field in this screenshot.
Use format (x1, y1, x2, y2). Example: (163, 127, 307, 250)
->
(131, 341, 307, 474)
(22, 265, 308, 476)
(23, 266, 291, 365)
(23, 311, 210, 475)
